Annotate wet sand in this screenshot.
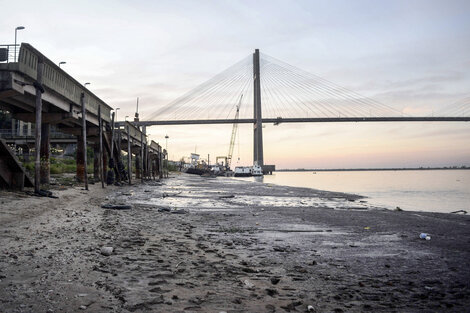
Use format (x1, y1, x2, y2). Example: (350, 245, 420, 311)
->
(1, 173, 469, 312)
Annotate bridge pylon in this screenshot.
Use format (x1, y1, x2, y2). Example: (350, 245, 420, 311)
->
(253, 49, 264, 166)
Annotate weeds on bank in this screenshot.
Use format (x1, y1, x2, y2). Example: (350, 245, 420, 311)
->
(22, 157, 93, 175)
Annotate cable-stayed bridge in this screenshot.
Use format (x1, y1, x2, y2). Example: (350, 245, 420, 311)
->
(136, 49, 469, 168)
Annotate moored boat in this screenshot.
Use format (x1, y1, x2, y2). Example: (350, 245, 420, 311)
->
(234, 166, 251, 177)
(251, 163, 263, 176)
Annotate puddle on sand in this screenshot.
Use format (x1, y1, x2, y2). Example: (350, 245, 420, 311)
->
(129, 190, 375, 212)
(123, 174, 377, 213)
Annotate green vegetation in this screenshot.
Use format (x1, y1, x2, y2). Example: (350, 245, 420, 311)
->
(22, 157, 93, 175)
(167, 162, 178, 172)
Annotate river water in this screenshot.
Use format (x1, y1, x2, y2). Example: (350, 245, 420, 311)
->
(234, 170, 470, 213)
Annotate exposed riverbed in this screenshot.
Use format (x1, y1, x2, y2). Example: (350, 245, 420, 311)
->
(0, 173, 469, 312)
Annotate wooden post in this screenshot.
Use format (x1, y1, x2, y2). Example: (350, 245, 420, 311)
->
(127, 125, 132, 185)
(40, 123, 50, 186)
(147, 148, 150, 180)
(140, 130, 144, 183)
(135, 155, 140, 179)
(109, 112, 117, 184)
(145, 144, 149, 179)
(80, 92, 88, 190)
(93, 143, 100, 180)
(98, 105, 104, 188)
(159, 148, 163, 179)
(165, 151, 168, 178)
(34, 60, 44, 193)
(103, 150, 108, 183)
(76, 135, 85, 180)
(115, 129, 122, 183)
(110, 112, 115, 160)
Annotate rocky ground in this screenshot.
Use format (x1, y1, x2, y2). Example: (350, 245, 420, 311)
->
(0, 173, 469, 313)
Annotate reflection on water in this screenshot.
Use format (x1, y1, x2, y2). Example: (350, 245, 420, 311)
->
(235, 170, 470, 213)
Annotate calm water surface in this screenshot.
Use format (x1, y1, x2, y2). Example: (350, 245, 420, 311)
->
(235, 170, 470, 213)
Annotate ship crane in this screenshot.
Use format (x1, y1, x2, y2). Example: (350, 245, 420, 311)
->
(227, 94, 242, 169)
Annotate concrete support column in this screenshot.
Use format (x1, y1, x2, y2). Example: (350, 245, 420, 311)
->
(76, 135, 86, 182)
(252, 49, 264, 166)
(40, 123, 50, 185)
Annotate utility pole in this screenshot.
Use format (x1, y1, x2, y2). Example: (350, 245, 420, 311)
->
(253, 49, 264, 166)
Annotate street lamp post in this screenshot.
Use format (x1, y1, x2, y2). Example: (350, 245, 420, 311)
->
(84, 82, 90, 87)
(14, 26, 25, 62)
(165, 134, 169, 151)
(59, 61, 66, 67)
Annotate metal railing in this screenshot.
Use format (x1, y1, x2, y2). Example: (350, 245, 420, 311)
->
(0, 44, 19, 63)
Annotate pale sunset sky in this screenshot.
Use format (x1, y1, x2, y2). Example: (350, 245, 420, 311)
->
(1, 0, 469, 168)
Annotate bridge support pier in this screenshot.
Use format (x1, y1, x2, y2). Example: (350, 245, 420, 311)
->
(76, 134, 86, 182)
(40, 123, 50, 186)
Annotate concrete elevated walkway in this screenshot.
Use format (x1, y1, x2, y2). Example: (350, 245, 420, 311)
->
(0, 43, 166, 189)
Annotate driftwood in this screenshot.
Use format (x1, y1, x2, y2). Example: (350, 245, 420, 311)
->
(101, 204, 132, 210)
(33, 189, 58, 198)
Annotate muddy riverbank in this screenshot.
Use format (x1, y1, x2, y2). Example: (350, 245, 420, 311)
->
(1, 173, 469, 312)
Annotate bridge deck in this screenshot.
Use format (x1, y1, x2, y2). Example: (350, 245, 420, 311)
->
(0, 43, 112, 135)
(128, 116, 470, 126)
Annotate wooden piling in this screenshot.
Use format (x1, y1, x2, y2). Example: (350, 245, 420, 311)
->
(39, 123, 50, 185)
(93, 143, 100, 180)
(127, 125, 132, 185)
(109, 112, 118, 184)
(34, 60, 44, 193)
(76, 135, 85, 182)
(98, 105, 104, 188)
(80, 92, 88, 190)
(140, 130, 144, 183)
(115, 129, 122, 183)
(110, 112, 115, 160)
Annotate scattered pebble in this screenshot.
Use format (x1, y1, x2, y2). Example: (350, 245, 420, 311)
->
(100, 246, 114, 256)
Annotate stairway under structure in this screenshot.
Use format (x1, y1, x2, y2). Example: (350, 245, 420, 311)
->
(0, 138, 33, 190)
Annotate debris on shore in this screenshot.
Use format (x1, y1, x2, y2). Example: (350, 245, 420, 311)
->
(1, 174, 469, 312)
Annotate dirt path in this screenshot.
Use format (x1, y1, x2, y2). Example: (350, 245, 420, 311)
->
(1, 174, 469, 312)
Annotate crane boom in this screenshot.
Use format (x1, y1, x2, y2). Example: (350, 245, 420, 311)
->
(227, 94, 242, 169)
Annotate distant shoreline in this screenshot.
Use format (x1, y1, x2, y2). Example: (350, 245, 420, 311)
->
(276, 167, 469, 172)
